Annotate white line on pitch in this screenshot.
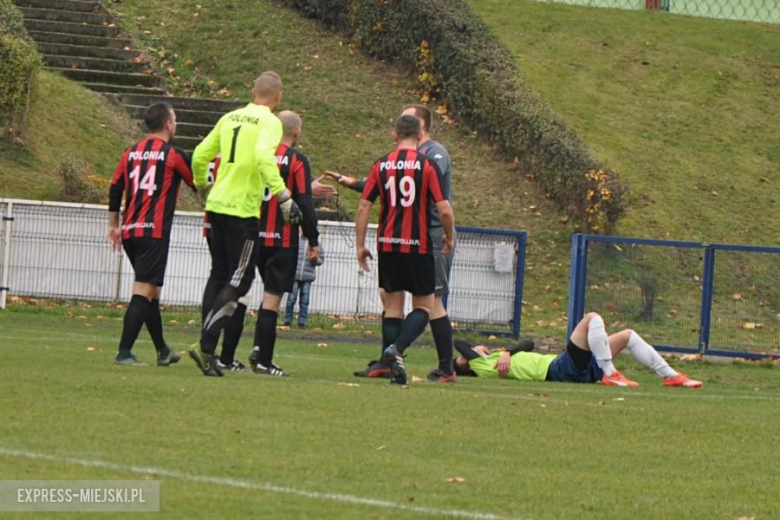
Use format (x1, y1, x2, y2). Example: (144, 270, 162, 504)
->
(0, 447, 517, 520)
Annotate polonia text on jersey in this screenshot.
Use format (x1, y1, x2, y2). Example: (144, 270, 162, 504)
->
(276, 155, 289, 166)
(378, 237, 420, 246)
(258, 231, 282, 240)
(228, 114, 260, 125)
(128, 150, 165, 161)
(379, 160, 421, 171)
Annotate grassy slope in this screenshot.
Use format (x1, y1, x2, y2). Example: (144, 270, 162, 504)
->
(1, 306, 779, 519)
(103, 0, 574, 336)
(468, 0, 780, 244)
(0, 71, 143, 200)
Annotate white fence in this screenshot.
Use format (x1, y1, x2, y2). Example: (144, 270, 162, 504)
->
(0, 199, 526, 335)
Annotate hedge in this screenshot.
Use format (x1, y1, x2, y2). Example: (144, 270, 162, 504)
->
(284, 0, 626, 233)
(0, 0, 41, 142)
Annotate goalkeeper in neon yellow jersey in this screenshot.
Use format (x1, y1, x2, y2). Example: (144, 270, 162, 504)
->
(188, 71, 302, 377)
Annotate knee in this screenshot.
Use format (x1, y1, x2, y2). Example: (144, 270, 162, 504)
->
(584, 312, 602, 325)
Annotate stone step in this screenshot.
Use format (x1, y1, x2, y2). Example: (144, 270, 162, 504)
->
(121, 104, 224, 126)
(18, 6, 108, 25)
(82, 82, 167, 95)
(172, 122, 214, 138)
(43, 54, 149, 73)
(48, 67, 163, 87)
(14, 0, 101, 13)
(170, 135, 201, 151)
(36, 42, 138, 61)
(23, 18, 119, 38)
(26, 30, 131, 49)
(106, 93, 243, 113)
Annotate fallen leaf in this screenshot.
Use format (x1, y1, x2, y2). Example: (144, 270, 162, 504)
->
(332, 322, 345, 329)
(316, 343, 330, 348)
(410, 375, 424, 383)
(680, 353, 702, 362)
(376, 445, 386, 451)
(336, 382, 360, 387)
(446, 477, 467, 483)
(733, 293, 744, 301)
(614, 397, 625, 401)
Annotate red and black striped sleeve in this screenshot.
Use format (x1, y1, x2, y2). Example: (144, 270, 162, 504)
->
(424, 158, 445, 203)
(108, 149, 129, 212)
(293, 152, 319, 247)
(172, 146, 195, 190)
(362, 161, 382, 202)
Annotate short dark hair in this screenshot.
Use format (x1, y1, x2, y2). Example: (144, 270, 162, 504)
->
(144, 102, 173, 132)
(404, 104, 432, 133)
(394, 114, 421, 140)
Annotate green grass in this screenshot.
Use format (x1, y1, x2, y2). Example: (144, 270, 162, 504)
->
(1, 305, 780, 518)
(468, 0, 780, 244)
(0, 71, 142, 201)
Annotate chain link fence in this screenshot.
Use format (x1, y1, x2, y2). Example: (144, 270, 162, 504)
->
(536, 0, 780, 23)
(0, 199, 526, 337)
(568, 234, 780, 358)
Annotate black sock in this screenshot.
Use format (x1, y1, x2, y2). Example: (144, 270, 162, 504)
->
(381, 315, 403, 357)
(221, 303, 246, 365)
(118, 295, 151, 357)
(201, 286, 240, 354)
(394, 308, 430, 355)
(145, 299, 167, 354)
(254, 309, 278, 367)
(430, 315, 454, 375)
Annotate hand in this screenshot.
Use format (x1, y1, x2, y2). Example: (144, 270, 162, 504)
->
(442, 233, 455, 255)
(197, 182, 213, 205)
(357, 246, 373, 272)
(473, 345, 490, 357)
(324, 171, 357, 188)
(308, 245, 320, 264)
(107, 225, 122, 252)
(495, 351, 511, 378)
(278, 189, 302, 225)
(311, 175, 337, 198)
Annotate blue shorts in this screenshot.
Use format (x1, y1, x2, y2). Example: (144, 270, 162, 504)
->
(545, 341, 604, 383)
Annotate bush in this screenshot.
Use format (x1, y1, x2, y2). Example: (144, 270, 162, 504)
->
(0, 0, 41, 142)
(59, 155, 109, 204)
(284, 0, 627, 233)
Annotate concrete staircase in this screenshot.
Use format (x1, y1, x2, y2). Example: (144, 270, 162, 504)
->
(13, 0, 347, 220)
(16, 0, 166, 96)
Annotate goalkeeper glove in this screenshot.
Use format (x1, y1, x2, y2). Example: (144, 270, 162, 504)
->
(277, 189, 302, 225)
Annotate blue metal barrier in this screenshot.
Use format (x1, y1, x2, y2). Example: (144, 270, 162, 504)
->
(567, 234, 780, 359)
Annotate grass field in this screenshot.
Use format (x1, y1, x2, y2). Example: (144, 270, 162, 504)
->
(2, 304, 779, 518)
(468, 0, 780, 244)
(0, 71, 142, 202)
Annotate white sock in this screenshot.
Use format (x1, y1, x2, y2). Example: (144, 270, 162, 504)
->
(586, 315, 616, 376)
(626, 331, 678, 378)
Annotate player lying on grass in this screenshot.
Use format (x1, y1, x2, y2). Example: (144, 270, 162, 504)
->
(454, 312, 703, 388)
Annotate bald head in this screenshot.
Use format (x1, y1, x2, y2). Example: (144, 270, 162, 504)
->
(278, 110, 302, 138)
(252, 71, 283, 109)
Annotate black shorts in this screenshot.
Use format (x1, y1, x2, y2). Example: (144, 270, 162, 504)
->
(206, 212, 258, 296)
(257, 246, 298, 295)
(123, 238, 169, 286)
(378, 252, 435, 296)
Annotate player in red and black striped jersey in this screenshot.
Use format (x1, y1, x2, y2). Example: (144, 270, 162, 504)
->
(248, 110, 320, 376)
(107, 103, 194, 366)
(356, 114, 455, 385)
